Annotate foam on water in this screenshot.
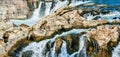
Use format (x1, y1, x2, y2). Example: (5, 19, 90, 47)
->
(19, 29, 88, 57)
(83, 11, 120, 22)
(69, 0, 91, 6)
(112, 42, 120, 57)
(45, 2, 52, 16)
(99, 11, 120, 22)
(58, 40, 69, 57)
(50, 0, 68, 13)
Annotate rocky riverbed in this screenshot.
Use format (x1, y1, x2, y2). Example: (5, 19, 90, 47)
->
(0, 0, 120, 57)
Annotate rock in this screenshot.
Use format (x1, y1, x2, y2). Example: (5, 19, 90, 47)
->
(32, 9, 84, 38)
(86, 25, 120, 57)
(87, 25, 120, 47)
(55, 38, 63, 54)
(63, 34, 80, 54)
(22, 50, 34, 57)
(82, 20, 108, 28)
(0, 39, 5, 54)
(0, 0, 40, 20)
(0, 19, 13, 31)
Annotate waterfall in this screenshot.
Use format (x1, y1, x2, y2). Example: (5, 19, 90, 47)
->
(69, 0, 91, 6)
(8, 0, 120, 57)
(10, 0, 91, 26)
(19, 29, 88, 57)
(50, 0, 68, 13)
(10, 2, 43, 26)
(77, 34, 86, 57)
(69, 34, 87, 57)
(112, 42, 120, 57)
(45, 2, 52, 16)
(10, 0, 120, 26)
(58, 40, 69, 57)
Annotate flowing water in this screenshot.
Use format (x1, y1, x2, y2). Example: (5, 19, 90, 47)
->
(10, 0, 120, 26)
(19, 29, 88, 57)
(84, 11, 120, 22)
(10, 0, 120, 57)
(10, 0, 91, 26)
(112, 42, 120, 57)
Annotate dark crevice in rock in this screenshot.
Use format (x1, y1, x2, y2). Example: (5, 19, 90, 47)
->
(22, 50, 34, 57)
(7, 38, 30, 57)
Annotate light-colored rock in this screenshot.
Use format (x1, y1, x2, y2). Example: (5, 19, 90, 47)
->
(87, 25, 120, 48)
(0, 0, 40, 20)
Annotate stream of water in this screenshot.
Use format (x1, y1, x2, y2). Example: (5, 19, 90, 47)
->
(20, 29, 87, 57)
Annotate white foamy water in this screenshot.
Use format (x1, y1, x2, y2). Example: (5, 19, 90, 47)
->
(58, 40, 69, 57)
(99, 11, 120, 22)
(83, 11, 120, 22)
(11, 0, 92, 26)
(69, 0, 91, 6)
(11, 2, 43, 26)
(45, 2, 52, 16)
(19, 29, 88, 57)
(112, 42, 120, 57)
(50, 0, 68, 13)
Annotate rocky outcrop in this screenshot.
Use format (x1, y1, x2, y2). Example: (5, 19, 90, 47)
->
(0, 23, 30, 56)
(26, 0, 40, 10)
(32, 8, 110, 40)
(86, 25, 120, 57)
(0, 0, 40, 20)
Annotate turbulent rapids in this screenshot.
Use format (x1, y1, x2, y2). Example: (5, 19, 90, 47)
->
(0, 0, 120, 57)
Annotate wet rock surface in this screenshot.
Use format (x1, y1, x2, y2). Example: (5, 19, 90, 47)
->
(22, 50, 34, 57)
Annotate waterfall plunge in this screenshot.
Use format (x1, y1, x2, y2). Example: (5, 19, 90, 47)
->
(19, 29, 88, 57)
(10, 2, 43, 26)
(112, 42, 120, 57)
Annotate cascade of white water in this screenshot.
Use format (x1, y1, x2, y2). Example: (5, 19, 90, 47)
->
(20, 29, 88, 57)
(58, 40, 69, 57)
(69, 34, 86, 57)
(10, 0, 92, 26)
(99, 11, 120, 22)
(51, 42, 57, 57)
(112, 42, 120, 57)
(77, 34, 86, 57)
(69, 0, 91, 6)
(50, 0, 68, 13)
(10, 2, 43, 26)
(45, 2, 52, 16)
